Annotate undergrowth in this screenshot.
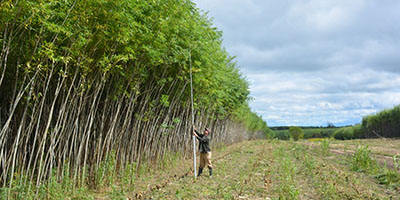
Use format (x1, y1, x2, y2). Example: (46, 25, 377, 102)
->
(350, 145, 400, 189)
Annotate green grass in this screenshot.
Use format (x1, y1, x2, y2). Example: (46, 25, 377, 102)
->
(0, 169, 94, 200)
(137, 140, 400, 199)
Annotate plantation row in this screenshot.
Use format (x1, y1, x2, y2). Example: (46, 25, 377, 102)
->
(361, 105, 400, 138)
(0, 0, 269, 194)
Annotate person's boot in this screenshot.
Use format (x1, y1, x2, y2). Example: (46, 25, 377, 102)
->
(197, 167, 203, 177)
(208, 167, 213, 177)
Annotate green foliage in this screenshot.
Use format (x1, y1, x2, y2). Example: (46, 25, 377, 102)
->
(302, 128, 338, 138)
(351, 146, 376, 172)
(320, 139, 330, 155)
(361, 104, 400, 138)
(352, 124, 364, 139)
(375, 169, 400, 188)
(349, 146, 400, 188)
(271, 127, 338, 140)
(109, 185, 126, 200)
(0, 0, 270, 196)
(333, 127, 354, 140)
(0, 0, 257, 116)
(289, 127, 303, 141)
(273, 146, 300, 199)
(376, 155, 400, 187)
(0, 0, 268, 134)
(266, 130, 277, 139)
(0, 168, 93, 200)
(333, 125, 364, 140)
(272, 130, 291, 140)
(233, 103, 270, 138)
(160, 95, 170, 107)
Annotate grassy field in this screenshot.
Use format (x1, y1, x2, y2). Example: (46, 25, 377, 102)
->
(91, 139, 400, 199)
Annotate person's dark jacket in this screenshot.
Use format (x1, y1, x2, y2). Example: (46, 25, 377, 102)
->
(194, 130, 211, 153)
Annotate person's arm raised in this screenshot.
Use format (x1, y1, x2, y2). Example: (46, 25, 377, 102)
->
(192, 126, 200, 137)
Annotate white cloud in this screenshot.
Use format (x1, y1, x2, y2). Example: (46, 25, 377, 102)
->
(193, 0, 400, 126)
(288, 0, 365, 32)
(247, 69, 400, 126)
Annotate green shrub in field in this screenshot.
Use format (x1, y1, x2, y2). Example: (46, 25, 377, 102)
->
(320, 139, 330, 155)
(351, 145, 376, 172)
(289, 127, 304, 141)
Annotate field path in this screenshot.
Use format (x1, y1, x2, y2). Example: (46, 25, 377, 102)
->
(130, 141, 273, 199)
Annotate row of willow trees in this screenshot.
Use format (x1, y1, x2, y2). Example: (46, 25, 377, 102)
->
(361, 105, 400, 138)
(0, 0, 270, 191)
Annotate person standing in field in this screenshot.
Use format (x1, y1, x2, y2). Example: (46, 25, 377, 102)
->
(192, 126, 213, 177)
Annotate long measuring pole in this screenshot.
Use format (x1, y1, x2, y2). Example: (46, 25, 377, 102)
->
(189, 49, 196, 178)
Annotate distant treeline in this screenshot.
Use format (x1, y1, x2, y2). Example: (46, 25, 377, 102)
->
(270, 127, 340, 140)
(270, 125, 351, 131)
(270, 104, 400, 141)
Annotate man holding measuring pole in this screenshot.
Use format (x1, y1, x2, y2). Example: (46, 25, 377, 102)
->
(192, 126, 213, 177)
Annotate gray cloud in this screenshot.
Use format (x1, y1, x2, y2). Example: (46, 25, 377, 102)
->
(193, 0, 400, 126)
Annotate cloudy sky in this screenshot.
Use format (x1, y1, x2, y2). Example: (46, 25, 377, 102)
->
(192, 0, 400, 127)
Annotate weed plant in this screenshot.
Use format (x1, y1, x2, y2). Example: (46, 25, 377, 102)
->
(351, 145, 376, 172)
(320, 139, 330, 155)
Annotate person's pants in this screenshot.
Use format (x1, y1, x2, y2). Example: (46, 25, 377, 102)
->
(199, 152, 212, 168)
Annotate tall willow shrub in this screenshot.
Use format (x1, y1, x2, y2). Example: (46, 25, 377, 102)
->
(0, 0, 269, 191)
(361, 105, 400, 138)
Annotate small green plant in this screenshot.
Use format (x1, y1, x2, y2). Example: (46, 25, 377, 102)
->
(160, 151, 181, 170)
(351, 145, 376, 172)
(320, 139, 330, 155)
(120, 162, 137, 185)
(303, 154, 315, 172)
(96, 151, 117, 187)
(108, 185, 126, 200)
(291, 143, 306, 160)
(375, 169, 400, 187)
(394, 155, 400, 171)
(374, 155, 400, 188)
